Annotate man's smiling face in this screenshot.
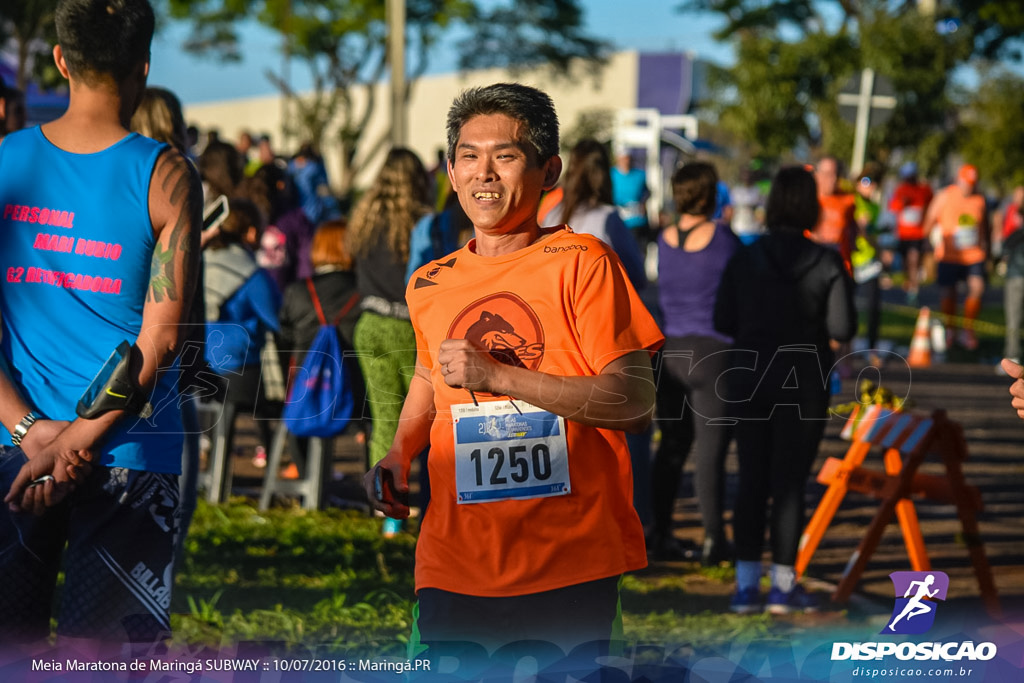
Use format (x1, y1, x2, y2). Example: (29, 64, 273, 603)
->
(448, 113, 560, 239)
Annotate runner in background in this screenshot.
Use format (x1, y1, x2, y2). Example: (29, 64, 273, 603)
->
(888, 161, 933, 305)
(365, 83, 662, 664)
(853, 171, 884, 366)
(922, 164, 991, 350)
(812, 156, 858, 273)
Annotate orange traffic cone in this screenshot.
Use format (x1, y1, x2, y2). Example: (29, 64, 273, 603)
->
(908, 307, 932, 368)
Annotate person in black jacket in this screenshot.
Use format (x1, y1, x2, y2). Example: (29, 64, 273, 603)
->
(278, 219, 365, 475)
(714, 165, 857, 615)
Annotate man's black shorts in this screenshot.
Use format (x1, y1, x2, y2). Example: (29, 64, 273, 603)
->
(0, 447, 179, 644)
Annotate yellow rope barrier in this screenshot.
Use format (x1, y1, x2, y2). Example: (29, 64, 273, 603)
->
(880, 301, 1008, 336)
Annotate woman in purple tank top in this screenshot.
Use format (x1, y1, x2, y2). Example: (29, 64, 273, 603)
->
(651, 162, 739, 564)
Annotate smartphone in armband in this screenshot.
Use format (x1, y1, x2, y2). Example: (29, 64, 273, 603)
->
(76, 341, 153, 419)
(203, 194, 230, 234)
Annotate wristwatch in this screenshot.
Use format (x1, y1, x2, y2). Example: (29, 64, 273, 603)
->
(11, 410, 42, 447)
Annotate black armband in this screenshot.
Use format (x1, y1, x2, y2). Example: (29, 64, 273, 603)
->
(76, 341, 153, 419)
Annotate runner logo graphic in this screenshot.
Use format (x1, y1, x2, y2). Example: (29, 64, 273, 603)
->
(884, 571, 949, 634)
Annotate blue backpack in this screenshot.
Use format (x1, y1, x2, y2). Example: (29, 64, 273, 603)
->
(281, 281, 360, 437)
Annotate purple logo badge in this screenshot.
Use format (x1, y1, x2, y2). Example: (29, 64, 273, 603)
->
(883, 571, 949, 635)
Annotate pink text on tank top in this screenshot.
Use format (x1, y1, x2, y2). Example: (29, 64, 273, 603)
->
(4, 203, 75, 228)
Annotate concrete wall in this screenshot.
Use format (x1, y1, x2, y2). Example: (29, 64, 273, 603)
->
(183, 51, 641, 194)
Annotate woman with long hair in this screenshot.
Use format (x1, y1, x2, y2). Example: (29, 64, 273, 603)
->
(540, 138, 645, 289)
(130, 87, 187, 152)
(347, 148, 432, 535)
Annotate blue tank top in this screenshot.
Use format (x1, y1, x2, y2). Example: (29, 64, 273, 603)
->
(0, 127, 183, 473)
(658, 221, 739, 341)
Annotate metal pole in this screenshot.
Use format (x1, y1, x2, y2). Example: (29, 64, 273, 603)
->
(280, 0, 292, 150)
(387, 0, 407, 147)
(851, 67, 875, 176)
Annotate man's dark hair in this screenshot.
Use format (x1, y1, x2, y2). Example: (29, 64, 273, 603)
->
(55, 0, 155, 84)
(671, 162, 719, 217)
(446, 83, 559, 164)
(765, 165, 820, 234)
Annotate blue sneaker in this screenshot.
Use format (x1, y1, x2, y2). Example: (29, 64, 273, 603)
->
(730, 586, 761, 614)
(765, 584, 817, 614)
(382, 517, 402, 538)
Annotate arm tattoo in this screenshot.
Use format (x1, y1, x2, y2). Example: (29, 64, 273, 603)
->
(148, 152, 203, 304)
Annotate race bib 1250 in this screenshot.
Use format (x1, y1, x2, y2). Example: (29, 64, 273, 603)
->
(452, 400, 570, 504)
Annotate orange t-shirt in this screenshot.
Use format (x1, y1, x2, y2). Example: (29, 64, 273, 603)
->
(815, 193, 856, 269)
(406, 227, 664, 597)
(889, 181, 934, 241)
(933, 185, 986, 265)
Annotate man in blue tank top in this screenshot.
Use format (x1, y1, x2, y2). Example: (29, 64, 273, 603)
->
(0, 0, 202, 647)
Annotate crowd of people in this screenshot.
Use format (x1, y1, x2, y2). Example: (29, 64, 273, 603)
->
(3, 0, 1024, 663)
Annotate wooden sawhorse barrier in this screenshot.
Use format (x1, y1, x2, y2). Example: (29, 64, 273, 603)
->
(796, 404, 999, 616)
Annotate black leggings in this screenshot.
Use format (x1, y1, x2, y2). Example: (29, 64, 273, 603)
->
(860, 274, 882, 351)
(732, 397, 828, 566)
(651, 336, 733, 541)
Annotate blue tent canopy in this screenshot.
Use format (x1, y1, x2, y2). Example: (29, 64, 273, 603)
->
(0, 60, 69, 125)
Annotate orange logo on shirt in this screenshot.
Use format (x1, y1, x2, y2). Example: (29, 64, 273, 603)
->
(448, 292, 545, 370)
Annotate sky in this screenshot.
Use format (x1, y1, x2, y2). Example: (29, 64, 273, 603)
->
(147, 0, 734, 105)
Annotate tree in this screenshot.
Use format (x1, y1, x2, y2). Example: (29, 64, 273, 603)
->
(0, 0, 60, 92)
(163, 0, 610, 193)
(951, 0, 1024, 62)
(678, 0, 969, 169)
(960, 67, 1024, 192)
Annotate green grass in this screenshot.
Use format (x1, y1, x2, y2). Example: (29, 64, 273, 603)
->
(172, 500, 417, 655)
(172, 499, 773, 653)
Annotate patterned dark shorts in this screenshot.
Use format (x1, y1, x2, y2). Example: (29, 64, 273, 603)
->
(0, 446, 179, 644)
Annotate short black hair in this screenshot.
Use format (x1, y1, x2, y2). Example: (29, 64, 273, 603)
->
(55, 0, 155, 84)
(765, 165, 820, 234)
(446, 83, 559, 164)
(671, 162, 719, 217)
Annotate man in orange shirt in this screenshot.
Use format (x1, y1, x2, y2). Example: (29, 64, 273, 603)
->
(922, 164, 990, 350)
(812, 156, 858, 273)
(363, 84, 663, 668)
